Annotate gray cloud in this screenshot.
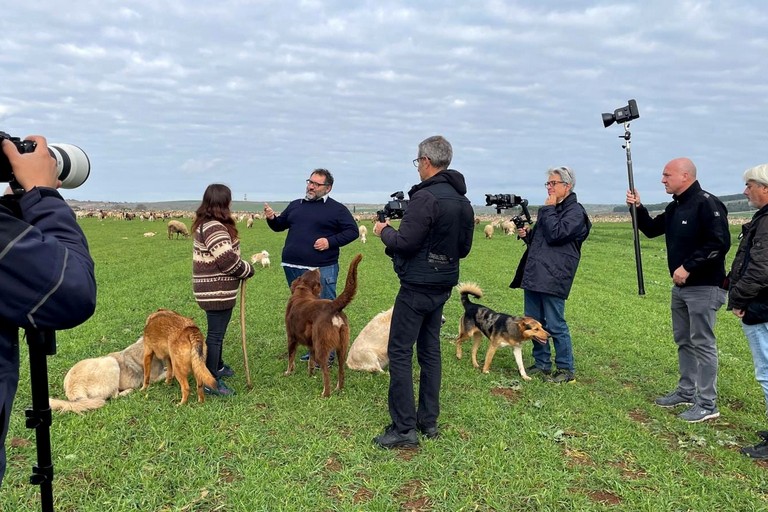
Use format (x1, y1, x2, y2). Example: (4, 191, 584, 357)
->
(1, 0, 766, 206)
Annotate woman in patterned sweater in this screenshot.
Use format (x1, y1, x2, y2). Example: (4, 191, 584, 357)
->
(192, 184, 254, 396)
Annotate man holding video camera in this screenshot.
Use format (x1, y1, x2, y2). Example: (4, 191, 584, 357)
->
(511, 166, 591, 384)
(627, 157, 730, 423)
(0, 135, 96, 486)
(372, 135, 474, 448)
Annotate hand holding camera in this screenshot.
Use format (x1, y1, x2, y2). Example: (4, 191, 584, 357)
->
(0, 131, 90, 194)
(1, 135, 59, 193)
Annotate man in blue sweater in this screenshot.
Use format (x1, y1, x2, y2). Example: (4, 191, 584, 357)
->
(264, 169, 359, 361)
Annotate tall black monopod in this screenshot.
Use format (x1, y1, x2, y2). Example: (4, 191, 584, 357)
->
(620, 123, 646, 296)
(24, 327, 57, 512)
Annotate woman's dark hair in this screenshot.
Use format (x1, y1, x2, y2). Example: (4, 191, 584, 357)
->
(192, 183, 238, 240)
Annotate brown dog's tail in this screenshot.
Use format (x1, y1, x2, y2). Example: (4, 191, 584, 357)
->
(330, 254, 363, 312)
(188, 328, 218, 389)
(49, 397, 107, 414)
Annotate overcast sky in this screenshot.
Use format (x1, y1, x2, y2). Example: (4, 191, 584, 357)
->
(1, 1, 766, 206)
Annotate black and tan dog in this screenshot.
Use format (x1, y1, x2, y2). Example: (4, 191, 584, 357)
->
(455, 282, 549, 380)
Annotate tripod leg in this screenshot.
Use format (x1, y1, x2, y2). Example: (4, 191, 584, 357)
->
(25, 329, 56, 512)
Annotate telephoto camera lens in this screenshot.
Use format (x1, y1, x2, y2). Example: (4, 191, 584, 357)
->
(49, 143, 90, 189)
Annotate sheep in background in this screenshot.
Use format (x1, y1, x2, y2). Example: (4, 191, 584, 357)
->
(246, 215, 254, 229)
(251, 250, 271, 268)
(483, 224, 494, 239)
(358, 224, 368, 244)
(167, 220, 190, 239)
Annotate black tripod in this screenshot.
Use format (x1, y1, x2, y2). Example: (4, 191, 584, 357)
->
(620, 123, 646, 296)
(24, 327, 57, 512)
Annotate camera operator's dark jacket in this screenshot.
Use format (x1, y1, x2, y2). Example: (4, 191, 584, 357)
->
(0, 187, 96, 483)
(380, 169, 474, 291)
(727, 204, 768, 325)
(634, 180, 730, 287)
(511, 192, 591, 299)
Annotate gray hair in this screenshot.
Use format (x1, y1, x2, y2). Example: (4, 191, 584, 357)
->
(547, 166, 575, 189)
(418, 135, 452, 170)
(744, 163, 768, 187)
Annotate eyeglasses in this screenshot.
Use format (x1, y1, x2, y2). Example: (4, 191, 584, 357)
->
(306, 179, 328, 187)
(412, 156, 428, 167)
(544, 181, 565, 188)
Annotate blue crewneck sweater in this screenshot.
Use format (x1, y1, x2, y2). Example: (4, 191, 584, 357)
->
(266, 197, 358, 267)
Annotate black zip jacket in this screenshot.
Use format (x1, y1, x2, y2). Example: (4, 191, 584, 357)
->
(728, 204, 768, 324)
(380, 169, 474, 291)
(635, 180, 730, 287)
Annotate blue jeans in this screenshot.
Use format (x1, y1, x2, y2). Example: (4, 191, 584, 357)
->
(743, 321, 768, 417)
(204, 308, 234, 377)
(283, 263, 339, 300)
(670, 285, 725, 409)
(524, 290, 574, 372)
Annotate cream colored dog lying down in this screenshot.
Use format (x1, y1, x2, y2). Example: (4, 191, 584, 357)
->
(346, 308, 445, 373)
(346, 308, 393, 373)
(49, 336, 166, 413)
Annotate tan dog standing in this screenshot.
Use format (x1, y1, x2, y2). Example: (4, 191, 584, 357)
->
(141, 309, 217, 405)
(49, 337, 166, 413)
(456, 283, 550, 380)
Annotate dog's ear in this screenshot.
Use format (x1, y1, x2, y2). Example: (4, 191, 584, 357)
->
(518, 318, 539, 332)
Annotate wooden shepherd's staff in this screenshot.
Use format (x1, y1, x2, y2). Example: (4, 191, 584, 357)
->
(240, 280, 252, 388)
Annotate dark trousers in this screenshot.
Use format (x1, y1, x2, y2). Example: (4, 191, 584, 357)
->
(387, 286, 451, 433)
(204, 308, 234, 377)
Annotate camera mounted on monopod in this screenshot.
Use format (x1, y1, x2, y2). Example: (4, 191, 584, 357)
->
(377, 191, 409, 222)
(602, 99, 645, 296)
(0, 131, 91, 194)
(485, 193, 532, 229)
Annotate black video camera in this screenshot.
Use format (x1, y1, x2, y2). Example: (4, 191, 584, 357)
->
(377, 191, 409, 222)
(0, 131, 91, 192)
(485, 193, 532, 228)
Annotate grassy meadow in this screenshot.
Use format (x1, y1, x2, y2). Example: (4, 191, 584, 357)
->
(2, 216, 768, 511)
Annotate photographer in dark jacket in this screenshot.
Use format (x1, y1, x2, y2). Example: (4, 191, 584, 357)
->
(627, 157, 730, 423)
(727, 164, 768, 458)
(372, 135, 474, 448)
(511, 166, 591, 384)
(0, 135, 96, 486)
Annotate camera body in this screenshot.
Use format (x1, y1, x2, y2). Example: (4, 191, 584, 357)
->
(485, 193, 532, 229)
(485, 193, 523, 210)
(376, 191, 409, 222)
(0, 131, 91, 191)
(602, 99, 639, 128)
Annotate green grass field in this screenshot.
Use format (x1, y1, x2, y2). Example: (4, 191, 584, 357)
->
(2, 218, 767, 511)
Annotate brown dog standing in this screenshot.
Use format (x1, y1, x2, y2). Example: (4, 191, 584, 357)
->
(141, 309, 217, 405)
(455, 283, 549, 379)
(284, 254, 362, 397)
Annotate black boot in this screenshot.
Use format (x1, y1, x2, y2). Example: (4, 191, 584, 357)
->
(741, 432, 768, 459)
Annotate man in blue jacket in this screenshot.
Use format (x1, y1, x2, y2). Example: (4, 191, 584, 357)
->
(627, 157, 730, 423)
(0, 135, 97, 486)
(512, 166, 591, 384)
(372, 135, 474, 448)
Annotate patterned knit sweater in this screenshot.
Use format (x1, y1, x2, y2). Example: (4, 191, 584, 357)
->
(193, 220, 254, 311)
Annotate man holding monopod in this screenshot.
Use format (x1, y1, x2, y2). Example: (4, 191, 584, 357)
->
(626, 157, 730, 423)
